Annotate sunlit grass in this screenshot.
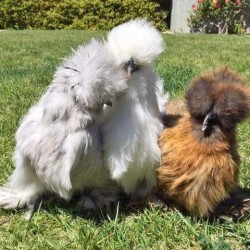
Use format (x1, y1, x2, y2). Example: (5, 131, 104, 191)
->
(0, 31, 249, 249)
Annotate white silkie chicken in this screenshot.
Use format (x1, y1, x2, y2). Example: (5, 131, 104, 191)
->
(0, 39, 129, 216)
(102, 19, 165, 198)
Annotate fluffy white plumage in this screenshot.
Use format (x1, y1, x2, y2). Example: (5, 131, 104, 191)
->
(0, 20, 168, 215)
(0, 39, 128, 210)
(102, 19, 165, 196)
(106, 19, 164, 66)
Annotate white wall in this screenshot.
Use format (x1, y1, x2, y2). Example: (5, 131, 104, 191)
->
(246, 11, 250, 34)
(170, 0, 196, 33)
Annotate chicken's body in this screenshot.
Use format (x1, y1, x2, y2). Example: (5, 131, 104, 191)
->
(157, 67, 250, 217)
(158, 111, 239, 216)
(103, 68, 163, 195)
(0, 39, 128, 211)
(102, 19, 165, 197)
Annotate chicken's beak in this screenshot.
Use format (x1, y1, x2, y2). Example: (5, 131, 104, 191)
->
(124, 58, 140, 78)
(202, 112, 213, 131)
(127, 64, 133, 78)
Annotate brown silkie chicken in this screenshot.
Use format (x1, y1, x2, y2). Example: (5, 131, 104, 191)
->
(157, 67, 250, 217)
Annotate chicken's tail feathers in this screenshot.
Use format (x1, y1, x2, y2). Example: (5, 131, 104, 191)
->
(0, 187, 27, 209)
(0, 166, 46, 210)
(106, 19, 164, 66)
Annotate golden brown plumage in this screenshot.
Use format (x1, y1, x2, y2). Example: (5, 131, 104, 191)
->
(157, 67, 250, 217)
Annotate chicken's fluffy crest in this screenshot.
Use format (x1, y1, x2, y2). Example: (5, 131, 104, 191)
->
(106, 19, 164, 65)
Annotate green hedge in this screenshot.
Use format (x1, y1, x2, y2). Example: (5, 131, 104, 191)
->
(0, 0, 168, 30)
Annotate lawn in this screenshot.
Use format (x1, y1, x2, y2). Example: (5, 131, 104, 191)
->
(0, 30, 250, 249)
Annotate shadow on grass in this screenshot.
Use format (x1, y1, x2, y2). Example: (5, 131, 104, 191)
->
(155, 187, 250, 224)
(214, 187, 250, 222)
(2, 192, 151, 225)
(44, 186, 250, 225)
(0, 188, 249, 225)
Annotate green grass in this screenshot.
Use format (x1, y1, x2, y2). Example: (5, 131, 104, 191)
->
(0, 31, 250, 249)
